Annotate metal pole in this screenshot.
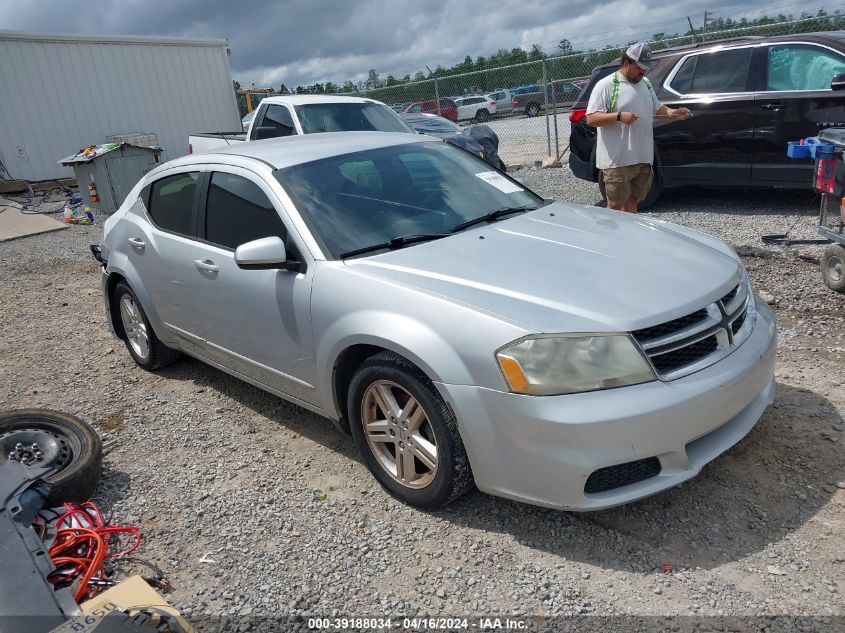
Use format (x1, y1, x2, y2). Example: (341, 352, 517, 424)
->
(552, 81, 559, 158)
(427, 65, 441, 116)
(542, 60, 551, 157)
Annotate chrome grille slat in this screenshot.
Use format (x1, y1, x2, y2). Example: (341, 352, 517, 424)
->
(632, 283, 753, 380)
(639, 309, 722, 352)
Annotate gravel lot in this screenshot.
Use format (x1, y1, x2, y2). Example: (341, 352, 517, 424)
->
(1, 180, 843, 632)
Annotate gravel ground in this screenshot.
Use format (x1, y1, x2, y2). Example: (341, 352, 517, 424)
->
(1, 184, 844, 632)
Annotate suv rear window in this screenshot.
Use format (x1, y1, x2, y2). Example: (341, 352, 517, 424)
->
(669, 47, 754, 94)
(576, 66, 616, 105)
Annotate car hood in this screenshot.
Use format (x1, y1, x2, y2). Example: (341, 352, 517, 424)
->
(345, 202, 743, 333)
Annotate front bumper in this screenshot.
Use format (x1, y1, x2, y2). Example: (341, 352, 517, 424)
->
(437, 298, 777, 511)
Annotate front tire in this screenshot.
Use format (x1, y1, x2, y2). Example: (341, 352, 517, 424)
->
(347, 351, 473, 509)
(0, 409, 102, 505)
(821, 244, 845, 293)
(112, 281, 181, 371)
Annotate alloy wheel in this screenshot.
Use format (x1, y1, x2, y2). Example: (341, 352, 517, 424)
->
(361, 380, 438, 489)
(119, 294, 150, 359)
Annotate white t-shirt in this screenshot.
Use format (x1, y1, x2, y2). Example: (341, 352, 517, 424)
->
(586, 71, 662, 169)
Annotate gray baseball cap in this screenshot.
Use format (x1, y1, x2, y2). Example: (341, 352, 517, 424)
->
(625, 42, 657, 71)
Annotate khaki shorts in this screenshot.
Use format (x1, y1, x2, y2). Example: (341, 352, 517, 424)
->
(602, 164, 653, 207)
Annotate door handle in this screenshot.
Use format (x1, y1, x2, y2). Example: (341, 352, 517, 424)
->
(194, 259, 219, 273)
(127, 237, 145, 250)
(760, 103, 784, 111)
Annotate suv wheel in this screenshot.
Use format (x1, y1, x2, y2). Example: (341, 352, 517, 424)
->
(525, 103, 540, 117)
(821, 244, 845, 293)
(347, 351, 474, 509)
(474, 110, 491, 123)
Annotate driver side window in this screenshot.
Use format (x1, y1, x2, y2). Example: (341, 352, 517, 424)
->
(204, 172, 288, 250)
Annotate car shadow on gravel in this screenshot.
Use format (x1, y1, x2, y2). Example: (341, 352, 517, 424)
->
(436, 381, 844, 573)
(156, 358, 359, 462)
(649, 187, 820, 216)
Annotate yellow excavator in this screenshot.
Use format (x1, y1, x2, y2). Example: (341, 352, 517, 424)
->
(236, 88, 275, 118)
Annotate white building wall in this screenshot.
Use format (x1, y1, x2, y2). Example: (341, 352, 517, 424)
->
(0, 31, 241, 181)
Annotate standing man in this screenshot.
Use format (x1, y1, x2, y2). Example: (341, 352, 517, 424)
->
(586, 43, 691, 212)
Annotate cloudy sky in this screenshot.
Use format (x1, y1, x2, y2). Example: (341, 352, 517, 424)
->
(0, 0, 833, 89)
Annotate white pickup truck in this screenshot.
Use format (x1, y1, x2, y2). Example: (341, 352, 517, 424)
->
(189, 95, 414, 154)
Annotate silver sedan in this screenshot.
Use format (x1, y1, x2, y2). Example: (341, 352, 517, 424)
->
(95, 132, 776, 510)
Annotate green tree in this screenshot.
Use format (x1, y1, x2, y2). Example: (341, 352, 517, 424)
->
(278, 84, 289, 94)
(557, 39, 572, 56)
(528, 43, 545, 61)
(365, 69, 381, 90)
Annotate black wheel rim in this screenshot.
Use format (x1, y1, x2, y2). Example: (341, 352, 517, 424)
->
(0, 416, 80, 476)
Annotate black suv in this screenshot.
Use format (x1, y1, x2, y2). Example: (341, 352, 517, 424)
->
(569, 32, 845, 207)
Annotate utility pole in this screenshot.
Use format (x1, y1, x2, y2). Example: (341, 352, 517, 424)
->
(426, 65, 441, 116)
(703, 10, 714, 42)
(687, 16, 698, 43)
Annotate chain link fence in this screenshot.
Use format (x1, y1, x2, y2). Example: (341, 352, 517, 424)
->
(344, 13, 845, 168)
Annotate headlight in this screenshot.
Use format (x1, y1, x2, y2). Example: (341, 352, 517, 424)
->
(495, 334, 656, 396)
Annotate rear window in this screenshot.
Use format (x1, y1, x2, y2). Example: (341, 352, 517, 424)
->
(669, 48, 754, 94)
(295, 102, 412, 134)
(577, 66, 616, 105)
(147, 172, 198, 236)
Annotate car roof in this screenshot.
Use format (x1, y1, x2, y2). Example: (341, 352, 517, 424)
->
(187, 131, 437, 170)
(590, 30, 845, 72)
(258, 95, 387, 106)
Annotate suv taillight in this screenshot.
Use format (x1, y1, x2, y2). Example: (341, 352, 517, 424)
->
(188, 143, 193, 154)
(512, 97, 518, 106)
(569, 109, 586, 123)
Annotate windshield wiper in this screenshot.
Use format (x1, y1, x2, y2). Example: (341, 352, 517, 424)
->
(450, 205, 540, 233)
(339, 233, 449, 259)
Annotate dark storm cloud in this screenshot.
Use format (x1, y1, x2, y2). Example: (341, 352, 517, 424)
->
(0, 0, 823, 89)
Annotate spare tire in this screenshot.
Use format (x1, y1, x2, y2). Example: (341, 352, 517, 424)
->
(0, 409, 102, 505)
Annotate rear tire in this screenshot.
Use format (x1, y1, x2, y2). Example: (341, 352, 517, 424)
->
(112, 281, 181, 371)
(525, 103, 541, 117)
(821, 244, 845, 293)
(0, 409, 102, 505)
(474, 110, 491, 123)
(347, 351, 474, 509)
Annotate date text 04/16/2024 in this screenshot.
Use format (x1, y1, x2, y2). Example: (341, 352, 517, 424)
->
(307, 617, 529, 630)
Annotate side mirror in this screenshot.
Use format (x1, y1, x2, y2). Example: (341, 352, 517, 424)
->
(255, 126, 281, 140)
(832, 72, 845, 91)
(235, 236, 297, 271)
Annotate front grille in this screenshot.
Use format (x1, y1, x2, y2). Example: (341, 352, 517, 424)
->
(632, 283, 749, 379)
(632, 308, 708, 343)
(584, 457, 661, 494)
(720, 285, 739, 306)
(731, 311, 746, 335)
(649, 335, 719, 373)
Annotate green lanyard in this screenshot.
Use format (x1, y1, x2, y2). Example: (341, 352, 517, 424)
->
(608, 71, 653, 112)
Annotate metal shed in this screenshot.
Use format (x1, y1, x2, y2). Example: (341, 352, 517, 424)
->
(0, 31, 241, 183)
(59, 143, 162, 214)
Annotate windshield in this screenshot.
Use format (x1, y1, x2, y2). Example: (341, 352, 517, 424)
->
(294, 102, 414, 134)
(275, 142, 544, 259)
